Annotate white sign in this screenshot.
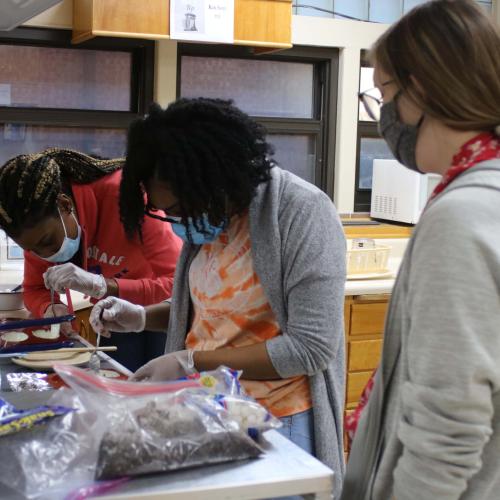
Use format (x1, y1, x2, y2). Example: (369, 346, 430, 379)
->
(0, 84, 11, 106)
(170, 0, 234, 44)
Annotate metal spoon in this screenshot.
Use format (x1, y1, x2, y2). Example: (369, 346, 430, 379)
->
(89, 329, 101, 373)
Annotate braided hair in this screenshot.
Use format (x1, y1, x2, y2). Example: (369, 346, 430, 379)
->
(120, 98, 275, 239)
(0, 148, 123, 237)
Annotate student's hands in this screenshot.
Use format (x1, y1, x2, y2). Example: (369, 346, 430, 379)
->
(130, 351, 196, 382)
(90, 297, 146, 337)
(43, 303, 73, 336)
(43, 263, 107, 298)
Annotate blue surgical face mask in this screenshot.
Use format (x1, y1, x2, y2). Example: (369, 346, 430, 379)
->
(170, 214, 226, 245)
(40, 208, 81, 263)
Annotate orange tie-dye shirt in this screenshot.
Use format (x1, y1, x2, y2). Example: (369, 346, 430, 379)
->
(186, 211, 312, 418)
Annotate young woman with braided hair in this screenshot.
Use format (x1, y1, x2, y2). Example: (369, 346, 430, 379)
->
(90, 98, 347, 497)
(0, 148, 181, 370)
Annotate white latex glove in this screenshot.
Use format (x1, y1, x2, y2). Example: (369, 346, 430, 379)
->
(43, 303, 73, 337)
(43, 263, 107, 298)
(130, 350, 196, 382)
(90, 297, 145, 338)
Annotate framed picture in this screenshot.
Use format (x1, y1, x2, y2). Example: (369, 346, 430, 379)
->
(170, 0, 234, 43)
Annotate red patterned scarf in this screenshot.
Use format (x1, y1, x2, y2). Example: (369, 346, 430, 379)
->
(430, 132, 500, 200)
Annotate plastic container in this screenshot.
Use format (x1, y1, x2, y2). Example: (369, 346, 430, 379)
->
(0, 284, 23, 311)
(346, 245, 391, 275)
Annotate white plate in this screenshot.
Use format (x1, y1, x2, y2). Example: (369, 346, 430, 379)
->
(346, 270, 394, 280)
(1, 331, 28, 343)
(12, 351, 91, 371)
(98, 369, 121, 378)
(32, 328, 60, 340)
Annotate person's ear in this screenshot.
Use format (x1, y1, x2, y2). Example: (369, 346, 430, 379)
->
(56, 193, 74, 215)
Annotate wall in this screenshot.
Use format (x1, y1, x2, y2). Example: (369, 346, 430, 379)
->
(23, 0, 72, 28)
(292, 16, 389, 212)
(24, 0, 500, 212)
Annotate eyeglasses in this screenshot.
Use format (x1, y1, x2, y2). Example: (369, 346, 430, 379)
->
(358, 80, 395, 122)
(358, 88, 383, 121)
(144, 203, 182, 224)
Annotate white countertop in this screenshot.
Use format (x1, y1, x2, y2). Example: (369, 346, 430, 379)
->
(345, 277, 395, 296)
(99, 430, 333, 500)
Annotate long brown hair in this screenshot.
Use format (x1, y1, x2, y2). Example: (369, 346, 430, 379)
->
(370, 0, 500, 134)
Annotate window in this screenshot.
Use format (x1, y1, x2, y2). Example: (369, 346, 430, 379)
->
(179, 45, 338, 195)
(0, 27, 154, 163)
(355, 64, 395, 211)
(293, 0, 492, 22)
(0, 230, 23, 270)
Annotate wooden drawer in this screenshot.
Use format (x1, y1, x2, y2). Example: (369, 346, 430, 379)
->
(348, 339, 383, 371)
(346, 370, 372, 406)
(350, 302, 388, 336)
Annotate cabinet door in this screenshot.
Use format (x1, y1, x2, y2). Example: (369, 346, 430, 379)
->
(348, 339, 383, 371)
(234, 0, 292, 48)
(346, 370, 373, 407)
(350, 301, 388, 336)
(73, 0, 170, 43)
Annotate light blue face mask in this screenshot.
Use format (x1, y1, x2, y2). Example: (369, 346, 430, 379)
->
(40, 208, 81, 263)
(170, 214, 226, 245)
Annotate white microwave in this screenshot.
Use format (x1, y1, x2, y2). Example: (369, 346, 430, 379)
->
(370, 159, 441, 224)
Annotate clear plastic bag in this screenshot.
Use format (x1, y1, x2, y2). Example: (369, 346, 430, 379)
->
(0, 388, 103, 500)
(53, 365, 264, 480)
(7, 372, 52, 392)
(0, 365, 274, 499)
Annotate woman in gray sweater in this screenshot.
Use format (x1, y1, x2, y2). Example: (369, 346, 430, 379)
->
(342, 1, 500, 499)
(91, 98, 347, 497)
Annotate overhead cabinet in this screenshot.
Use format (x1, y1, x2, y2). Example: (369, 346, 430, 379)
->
(72, 0, 292, 49)
(72, 0, 170, 43)
(234, 0, 292, 48)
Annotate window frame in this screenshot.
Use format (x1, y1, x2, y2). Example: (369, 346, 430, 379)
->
(355, 55, 380, 212)
(0, 27, 154, 130)
(177, 44, 339, 197)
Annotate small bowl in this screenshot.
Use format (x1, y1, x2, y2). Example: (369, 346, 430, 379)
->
(0, 284, 24, 311)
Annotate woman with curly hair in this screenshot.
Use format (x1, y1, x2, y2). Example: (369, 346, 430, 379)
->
(91, 98, 347, 496)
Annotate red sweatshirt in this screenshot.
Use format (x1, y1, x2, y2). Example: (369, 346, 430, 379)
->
(23, 170, 182, 317)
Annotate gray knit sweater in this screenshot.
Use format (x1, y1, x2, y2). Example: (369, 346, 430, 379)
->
(341, 159, 500, 500)
(165, 167, 347, 496)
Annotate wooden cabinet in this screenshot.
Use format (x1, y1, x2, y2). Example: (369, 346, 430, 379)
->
(350, 301, 388, 336)
(348, 339, 382, 372)
(72, 0, 292, 49)
(72, 0, 170, 44)
(234, 0, 292, 49)
(344, 294, 389, 452)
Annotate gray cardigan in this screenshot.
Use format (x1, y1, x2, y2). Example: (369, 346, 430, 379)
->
(166, 167, 346, 496)
(341, 159, 500, 500)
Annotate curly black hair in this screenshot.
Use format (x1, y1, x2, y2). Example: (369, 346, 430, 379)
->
(0, 148, 122, 238)
(120, 98, 275, 239)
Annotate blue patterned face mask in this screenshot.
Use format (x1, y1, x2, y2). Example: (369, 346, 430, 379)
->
(40, 208, 81, 263)
(170, 214, 226, 245)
